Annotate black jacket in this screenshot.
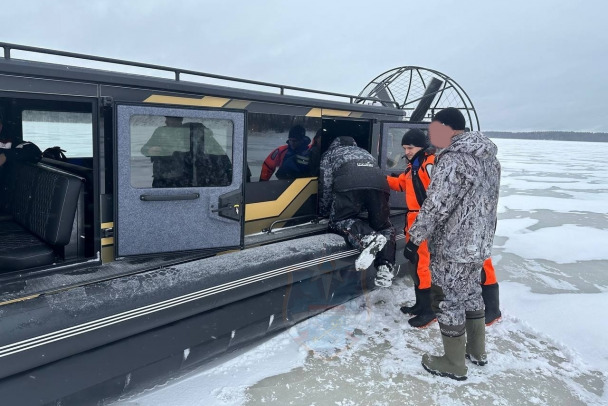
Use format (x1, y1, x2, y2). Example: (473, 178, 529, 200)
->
(319, 136, 389, 216)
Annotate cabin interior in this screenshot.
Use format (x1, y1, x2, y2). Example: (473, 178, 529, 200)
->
(0, 94, 376, 282)
(0, 96, 97, 275)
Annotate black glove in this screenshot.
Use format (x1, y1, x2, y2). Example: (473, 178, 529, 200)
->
(403, 240, 419, 264)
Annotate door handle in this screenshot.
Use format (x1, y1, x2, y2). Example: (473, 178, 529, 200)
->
(140, 193, 200, 201)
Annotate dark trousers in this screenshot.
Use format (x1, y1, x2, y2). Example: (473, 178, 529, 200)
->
(330, 189, 395, 266)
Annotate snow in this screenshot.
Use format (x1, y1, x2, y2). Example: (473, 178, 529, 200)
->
(117, 138, 608, 405)
(502, 224, 608, 263)
(501, 282, 608, 373)
(498, 194, 608, 214)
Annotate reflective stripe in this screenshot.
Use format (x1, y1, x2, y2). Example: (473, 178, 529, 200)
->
(0, 248, 367, 358)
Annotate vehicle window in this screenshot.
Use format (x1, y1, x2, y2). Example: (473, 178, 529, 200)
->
(384, 127, 430, 171)
(22, 110, 93, 157)
(246, 113, 321, 182)
(130, 114, 233, 188)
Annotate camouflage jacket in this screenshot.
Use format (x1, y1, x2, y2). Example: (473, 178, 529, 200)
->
(408, 131, 500, 263)
(319, 137, 388, 217)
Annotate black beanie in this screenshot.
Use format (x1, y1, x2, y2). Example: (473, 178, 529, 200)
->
(288, 125, 307, 140)
(401, 129, 428, 148)
(432, 108, 466, 131)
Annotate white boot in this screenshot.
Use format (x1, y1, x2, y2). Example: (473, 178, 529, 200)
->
(374, 264, 395, 287)
(355, 233, 387, 271)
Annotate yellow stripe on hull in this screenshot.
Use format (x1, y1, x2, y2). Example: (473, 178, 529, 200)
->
(143, 95, 231, 108)
(245, 178, 318, 234)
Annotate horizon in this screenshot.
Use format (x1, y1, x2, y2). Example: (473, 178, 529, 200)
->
(4, 0, 608, 133)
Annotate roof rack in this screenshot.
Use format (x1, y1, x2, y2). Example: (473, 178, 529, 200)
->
(0, 42, 398, 108)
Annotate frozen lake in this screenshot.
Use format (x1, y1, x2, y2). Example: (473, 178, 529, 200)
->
(117, 138, 608, 406)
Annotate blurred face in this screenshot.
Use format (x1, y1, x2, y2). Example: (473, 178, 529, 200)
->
(429, 121, 458, 149)
(402, 145, 423, 161)
(287, 137, 305, 149)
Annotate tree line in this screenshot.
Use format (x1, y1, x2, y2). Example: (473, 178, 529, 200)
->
(486, 131, 608, 143)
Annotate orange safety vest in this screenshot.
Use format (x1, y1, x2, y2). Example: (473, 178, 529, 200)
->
(387, 152, 435, 289)
(386, 153, 435, 211)
(260, 145, 289, 181)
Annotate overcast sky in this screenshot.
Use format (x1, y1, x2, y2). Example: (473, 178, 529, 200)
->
(4, 0, 608, 132)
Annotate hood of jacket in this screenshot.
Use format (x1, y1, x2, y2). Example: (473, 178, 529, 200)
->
(444, 131, 497, 161)
(327, 136, 357, 151)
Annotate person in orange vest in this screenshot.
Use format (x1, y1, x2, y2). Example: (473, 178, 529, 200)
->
(386, 129, 502, 328)
(260, 125, 311, 181)
(385, 129, 437, 328)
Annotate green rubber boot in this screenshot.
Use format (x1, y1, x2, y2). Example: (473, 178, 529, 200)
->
(465, 312, 487, 366)
(421, 333, 467, 381)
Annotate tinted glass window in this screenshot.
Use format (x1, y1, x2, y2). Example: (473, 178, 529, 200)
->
(130, 115, 233, 188)
(246, 113, 321, 182)
(22, 110, 92, 157)
(321, 118, 372, 154)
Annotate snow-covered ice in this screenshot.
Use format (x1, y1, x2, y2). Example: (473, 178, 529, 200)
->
(117, 138, 608, 405)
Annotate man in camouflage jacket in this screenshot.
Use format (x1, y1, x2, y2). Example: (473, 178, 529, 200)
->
(319, 136, 396, 274)
(404, 108, 500, 380)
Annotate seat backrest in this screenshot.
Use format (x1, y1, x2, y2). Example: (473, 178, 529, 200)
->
(9, 162, 84, 247)
(28, 166, 83, 246)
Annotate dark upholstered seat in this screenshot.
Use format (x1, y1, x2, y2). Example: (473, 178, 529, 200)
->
(0, 221, 55, 270)
(0, 162, 83, 272)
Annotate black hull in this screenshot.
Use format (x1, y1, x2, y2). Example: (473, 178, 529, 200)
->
(0, 231, 405, 405)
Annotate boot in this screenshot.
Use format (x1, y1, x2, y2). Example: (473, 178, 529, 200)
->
(482, 283, 502, 326)
(407, 288, 436, 328)
(374, 263, 395, 288)
(400, 287, 422, 315)
(465, 313, 487, 366)
(355, 233, 387, 271)
(422, 333, 467, 381)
